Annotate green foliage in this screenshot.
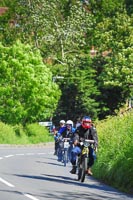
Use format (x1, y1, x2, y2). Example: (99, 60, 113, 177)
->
(0, 121, 54, 144)
(13, 124, 29, 144)
(53, 54, 100, 121)
(93, 111, 133, 194)
(90, 10, 133, 118)
(25, 123, 53, 144)
(89, 0, 125, 18)
(0, 0, 133, 121)
(0, 122, 17, 144)
(0, 41, 61, 125)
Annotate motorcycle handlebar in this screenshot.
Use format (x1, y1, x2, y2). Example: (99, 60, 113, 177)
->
(80, 139, 95, 146)
(62, 138, 71, 141)
(84, 139, 94, 144)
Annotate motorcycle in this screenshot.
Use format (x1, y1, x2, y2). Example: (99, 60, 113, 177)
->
(77, 139, 94, 182)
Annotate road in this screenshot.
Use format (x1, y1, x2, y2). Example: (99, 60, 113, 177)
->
(0, 144, 132, 200)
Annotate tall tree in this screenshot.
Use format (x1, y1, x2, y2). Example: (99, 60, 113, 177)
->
(91, 11, 133, 117)
(0, 41, 61, 125)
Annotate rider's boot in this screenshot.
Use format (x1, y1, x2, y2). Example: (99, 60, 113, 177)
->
(70, 165, 77, 174)
(54, 150, 57, 155)
(87, 167, 93, 176)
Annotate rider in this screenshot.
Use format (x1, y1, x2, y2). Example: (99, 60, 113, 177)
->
(61, 120, 76, 138)
(70, 116, 98, 175)
(57, 120, 75, 161)
(53, 120, 66, 155)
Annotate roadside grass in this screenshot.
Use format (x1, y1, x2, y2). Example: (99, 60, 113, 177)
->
(0, 122, 54, 144)
(93, 110, 133, 194)
(25, 123, 54, 143)
(0, 122, 18, 144)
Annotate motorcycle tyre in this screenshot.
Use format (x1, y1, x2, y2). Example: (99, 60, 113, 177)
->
(80, 157, 88, 182)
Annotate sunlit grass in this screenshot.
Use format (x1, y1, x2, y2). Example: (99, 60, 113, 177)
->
(93, 110, 133, 194)
(0, 122, 54, 144)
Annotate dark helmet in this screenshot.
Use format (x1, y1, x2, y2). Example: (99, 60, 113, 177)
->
(81, 116, 92, 129)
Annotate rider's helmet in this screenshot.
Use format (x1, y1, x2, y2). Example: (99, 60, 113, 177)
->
(81, 116, 92, 129)
(60, 119, 65, 125)
(66, 120, 73, 128)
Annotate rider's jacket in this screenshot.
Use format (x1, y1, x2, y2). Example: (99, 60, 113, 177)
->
(61, 127, 75, 139)
(74, 125, 98, 148)
(54, 126, 66, 141)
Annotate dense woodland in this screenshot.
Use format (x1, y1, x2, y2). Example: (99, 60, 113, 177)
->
(0, 0, 133, 125)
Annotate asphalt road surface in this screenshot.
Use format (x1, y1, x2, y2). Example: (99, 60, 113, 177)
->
(0, 144, 132, 200)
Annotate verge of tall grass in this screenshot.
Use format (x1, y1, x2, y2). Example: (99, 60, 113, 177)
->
(0, 122, 18, 144)
(0, 122, 54, 144)
(93, 111, 133, 194)
(25, 123, 54, 144)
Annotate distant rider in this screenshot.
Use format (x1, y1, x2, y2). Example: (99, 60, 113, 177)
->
(70, 116, 98, 175)
(53, 120, 66, 155)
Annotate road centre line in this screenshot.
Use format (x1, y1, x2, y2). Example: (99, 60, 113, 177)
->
(24, 193, 40, 200)
(15, 153, 25, 156)
(0, 152, 53, 160)
(0, 151, 53, 200)
(4, 155, 14, 158)
(37, 152, 46, 155)
(0, 177, 15, 187)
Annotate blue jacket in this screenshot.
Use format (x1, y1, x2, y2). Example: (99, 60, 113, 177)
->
(54, 126, 66, 141)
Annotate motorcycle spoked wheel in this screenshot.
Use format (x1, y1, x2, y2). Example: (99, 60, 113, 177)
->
(77, 156, 82, 181)
(80, 156, 88, 182)
(77, 167, 82, 181)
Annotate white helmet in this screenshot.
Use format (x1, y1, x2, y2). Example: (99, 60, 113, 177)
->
(66, 120, 73, 127)
(59, 120, 65, 124)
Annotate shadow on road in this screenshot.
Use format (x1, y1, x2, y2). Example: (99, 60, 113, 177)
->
(0, 189, 119, 200)
(36, 160, 65, 166)
(13, 172, 132, 199)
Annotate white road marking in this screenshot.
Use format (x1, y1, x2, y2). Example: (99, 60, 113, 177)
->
(4, 155, 14, 158)
(24, 194, 40, 200)
(0, 177, 15, 187)
(37, 153, 46, 155)
(0, 152, 53, 161)
(15, 153, 24, 156)
(0, 150, 53, 200)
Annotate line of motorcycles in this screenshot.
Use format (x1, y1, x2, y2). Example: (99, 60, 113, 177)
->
(55, 137, 94, 182)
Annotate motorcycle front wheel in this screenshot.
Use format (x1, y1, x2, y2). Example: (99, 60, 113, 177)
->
(80, 156, 88, 182)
